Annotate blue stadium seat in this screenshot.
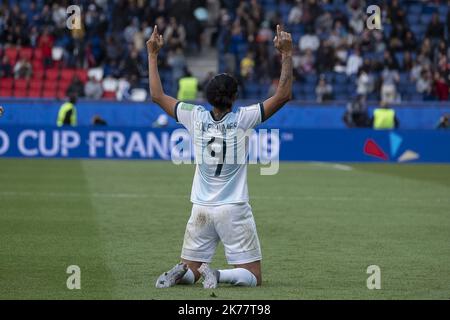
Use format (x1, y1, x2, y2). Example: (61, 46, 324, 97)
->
(305, 74, 318, 85)
(305, 92, 316, 101)
(323, 72, 334, 83)
(259, 83, 271, 99)
(303, 83, 316, 94)
(292, 83, 303, 99)
(421, 14, 433, 25)
(399, 72, 410, 85)
(423, 5, 438, 14)
(334, 83, 348, 94)
(408, 4, 422, 15)
(334, 92, 348, 101)
(334, 73, 348, 84)
(407, 14, 420, 26)
(244, 83, 260, 99)
(409, 93, 424, 101)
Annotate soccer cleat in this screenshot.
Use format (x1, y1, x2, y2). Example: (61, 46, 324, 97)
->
(198, 263, 219, 289)
(155, 262, 188, 288)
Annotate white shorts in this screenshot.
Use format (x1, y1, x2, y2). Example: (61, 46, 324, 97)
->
(181, 202, 262, 265)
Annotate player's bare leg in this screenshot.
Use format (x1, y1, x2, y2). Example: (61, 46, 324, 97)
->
(181, 258, 203, 282)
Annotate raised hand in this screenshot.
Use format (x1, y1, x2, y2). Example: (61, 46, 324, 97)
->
(273, 24, 293, 55)
(146, 25, 164, 56)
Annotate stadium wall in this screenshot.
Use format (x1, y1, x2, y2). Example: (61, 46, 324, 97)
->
(1, 99, 450, 129)
(1, 126, 449, 163)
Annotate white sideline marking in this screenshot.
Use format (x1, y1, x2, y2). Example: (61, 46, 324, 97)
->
(311, 162, 353, 171)
(0, 191, 448, 203)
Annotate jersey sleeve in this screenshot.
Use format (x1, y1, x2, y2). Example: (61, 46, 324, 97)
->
(237, 103, 265, 130)
(175, 101, 204, 132)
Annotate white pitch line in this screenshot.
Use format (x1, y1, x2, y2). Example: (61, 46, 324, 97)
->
(310, 162, 353, 171)
(0, 191, 448, 203)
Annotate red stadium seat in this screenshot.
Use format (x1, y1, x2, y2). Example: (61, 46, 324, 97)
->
(14, 87, 28, 97)
(75, 69, 88, 83)
(0, 77, 14, 89)
(60, 68, 76, 81)
(0, 87, 13, 97)
(58, 79, 71, 92)
(32, 59, 44, 71)
(57, 89, 68, 99)
(29, 79, 43, 91)
(42, 89, 57, 98)
(33, 48, 43, 61)
(32, 69, 45, 79)
(45, 68, 60, 81)
(43, 80, 58, 90)
(14, 79, 29, 90)
(19, 47, 33, 60)
(28, 87, 42, 98)
(103, 91, 116, 100)
(5, 47, 18, 61)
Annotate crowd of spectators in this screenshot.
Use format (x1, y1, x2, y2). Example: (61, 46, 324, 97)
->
(216, 0, 450, 102)
(1, 0, 450, 103)
(0, 0, 208, 99)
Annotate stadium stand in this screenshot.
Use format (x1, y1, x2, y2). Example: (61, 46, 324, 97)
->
(0, 0, 449, 102)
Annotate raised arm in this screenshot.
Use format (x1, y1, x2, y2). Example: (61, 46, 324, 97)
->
(147, 25, 178, 118)
(262, 25, 293, 121)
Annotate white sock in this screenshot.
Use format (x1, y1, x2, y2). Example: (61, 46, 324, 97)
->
(217, 268, 257, 287)
(178, 268, 195, 285)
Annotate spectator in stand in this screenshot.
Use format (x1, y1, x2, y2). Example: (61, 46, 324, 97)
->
(167, 46, 187, 94)
(0, 56, 13, 78)
(66, 75, 85, 98)
(37, 27, 54, 67)
(416, 69, 433, 100)
(299, 26, 320, 52)
(315, 40, 336, 73)
(13, 58, 32, 79)
(299, 49, 315, 74)
(433, 72, 449, 101)
(164, 17, 187, 50)
(356, 68, 373, 97)
(346, 46, 363, 76)
(402, 52, 414, 72)
(84, 75, 104, 99)
(426, 13, 445, 44)
(288, 1, 303, 25)
(403, 31, 417, 52)
(302, 0, 323, 26)
(240, 52, 255, 79)
(381, 64, 400, 103)
(315, 75, 333, 103)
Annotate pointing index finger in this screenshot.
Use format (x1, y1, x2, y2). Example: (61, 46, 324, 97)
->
(276, 24, 281, 37)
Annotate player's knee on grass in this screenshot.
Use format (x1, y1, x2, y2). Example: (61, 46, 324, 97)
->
(218, 268, 258, 287)
(235, 261, 262, 286)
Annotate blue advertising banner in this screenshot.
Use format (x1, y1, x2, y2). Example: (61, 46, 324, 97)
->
(0, 126, 449, 163)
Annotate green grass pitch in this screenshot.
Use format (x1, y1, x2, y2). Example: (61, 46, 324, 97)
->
(0, 159, 449, 300)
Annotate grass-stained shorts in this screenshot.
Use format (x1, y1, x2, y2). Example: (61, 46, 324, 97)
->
(181, 202, 262, 265)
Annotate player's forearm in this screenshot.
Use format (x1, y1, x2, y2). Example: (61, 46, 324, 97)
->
(276, 53, 293, 102)
(148, 54, 165, 103)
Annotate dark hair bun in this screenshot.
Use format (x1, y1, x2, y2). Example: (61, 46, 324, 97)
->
(206, 73, 238, 110)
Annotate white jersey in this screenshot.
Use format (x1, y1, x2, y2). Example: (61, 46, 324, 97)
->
(175, 101, 264, 205)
